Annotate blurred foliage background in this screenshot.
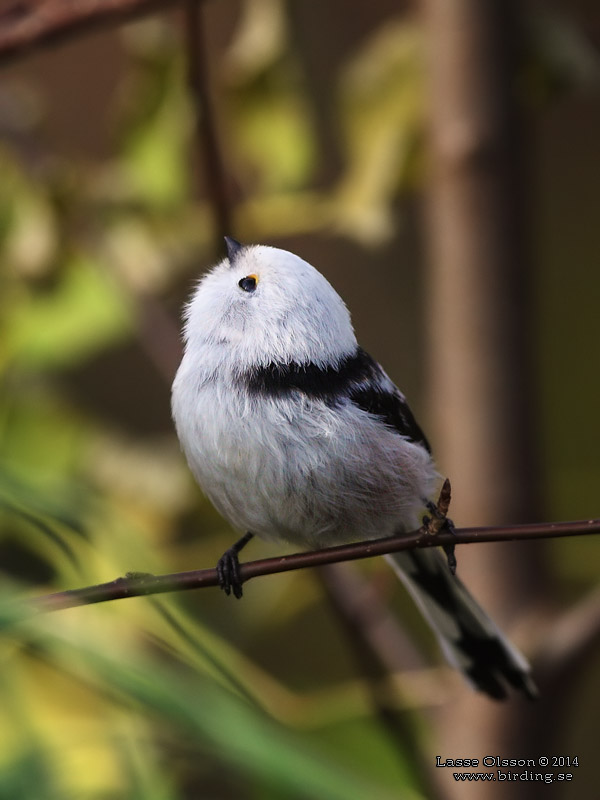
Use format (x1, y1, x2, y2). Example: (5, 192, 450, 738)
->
(0, 0, 599, 798)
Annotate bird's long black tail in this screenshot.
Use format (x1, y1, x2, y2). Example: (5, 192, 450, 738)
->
(386, 548, 537, 700)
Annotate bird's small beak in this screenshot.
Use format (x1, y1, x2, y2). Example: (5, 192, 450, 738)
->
(224, 236, 243, 266)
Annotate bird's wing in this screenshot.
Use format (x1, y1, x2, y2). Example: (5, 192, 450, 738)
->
(345, 348, 431, 453)
(244, 347, 431, 453)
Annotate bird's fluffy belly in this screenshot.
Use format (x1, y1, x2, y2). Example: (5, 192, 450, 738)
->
(183, 389, 438, 549)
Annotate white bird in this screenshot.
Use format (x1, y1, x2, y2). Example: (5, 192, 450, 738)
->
(171, 237, 537, 700)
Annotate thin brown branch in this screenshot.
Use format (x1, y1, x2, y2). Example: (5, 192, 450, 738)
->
(0, 0, 180, 66)
(28, 518, 600, 613)
(183, 0, 233, 247)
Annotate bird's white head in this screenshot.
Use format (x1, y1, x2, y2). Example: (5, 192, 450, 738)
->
(182, 239, 357, 371)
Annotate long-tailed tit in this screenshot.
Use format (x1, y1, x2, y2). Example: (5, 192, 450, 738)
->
(171, 238, 536, 700)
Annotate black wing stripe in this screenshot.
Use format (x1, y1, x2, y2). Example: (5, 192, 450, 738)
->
(349, 385, 431, 453)
(244, 347, 431, 452)
(244, 347, 377, 400)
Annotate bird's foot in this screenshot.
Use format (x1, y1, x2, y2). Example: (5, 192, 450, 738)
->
(441, 521, 457, 576)
(217, 548, 244, 598)
(422, 479, 457, 575)
(216, 532, 254, 599)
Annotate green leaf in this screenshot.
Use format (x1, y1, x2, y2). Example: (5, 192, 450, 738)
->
(2, 254, 133, 369)
(0, 598, 422, 800)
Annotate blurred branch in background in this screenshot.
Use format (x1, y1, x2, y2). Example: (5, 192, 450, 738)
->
(526, 585, 600, 743)
(0, 0, 236, 254)
(183, 0, 234, 248)
(535, 586, 600, 689)
(29, 518, 600, 612)
(419, 2, 598, 798)
(0, 0, 180, 65)
(422, 0, 539, 531)
(319, 562, 447, 800)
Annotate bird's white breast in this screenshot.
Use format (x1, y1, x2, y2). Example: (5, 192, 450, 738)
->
(172, 357, 438, 549)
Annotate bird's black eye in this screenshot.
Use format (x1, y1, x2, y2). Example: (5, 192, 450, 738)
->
(238, 275, 257, 292)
